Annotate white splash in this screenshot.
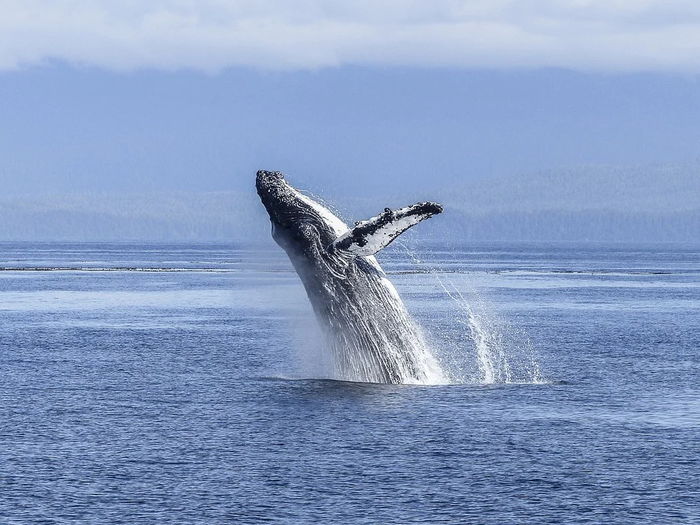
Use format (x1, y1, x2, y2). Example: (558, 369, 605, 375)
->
(400, 245, 545, 385)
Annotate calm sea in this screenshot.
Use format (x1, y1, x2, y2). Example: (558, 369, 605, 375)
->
(1, 241, 698, 524)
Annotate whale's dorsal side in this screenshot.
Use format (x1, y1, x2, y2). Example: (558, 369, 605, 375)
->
(331, 202, 443, 256)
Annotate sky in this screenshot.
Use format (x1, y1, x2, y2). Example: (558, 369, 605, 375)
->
(3, 1, 700, 72)
(1, 0, 699, 202)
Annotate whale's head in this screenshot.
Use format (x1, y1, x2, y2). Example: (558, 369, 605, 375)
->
(256, 169, 444, 279)
(256, 170, 347, 262)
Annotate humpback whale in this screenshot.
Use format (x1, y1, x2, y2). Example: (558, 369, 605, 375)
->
(256, 170, 445, 384)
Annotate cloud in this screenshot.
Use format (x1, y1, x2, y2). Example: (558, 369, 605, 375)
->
(1, 0, 699, 72)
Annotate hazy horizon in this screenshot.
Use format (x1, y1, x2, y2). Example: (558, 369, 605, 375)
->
(2, 161, 698, 243)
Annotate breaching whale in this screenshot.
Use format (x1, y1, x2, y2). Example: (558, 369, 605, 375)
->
(256, 170, 445, 384)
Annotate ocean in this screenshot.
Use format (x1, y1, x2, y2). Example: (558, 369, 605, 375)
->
(1, 241, 698, 524)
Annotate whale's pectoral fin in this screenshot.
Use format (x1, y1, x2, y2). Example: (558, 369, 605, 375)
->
(331, 202, 443, 256)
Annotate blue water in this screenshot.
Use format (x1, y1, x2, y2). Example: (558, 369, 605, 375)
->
(1, 242, 698, 524)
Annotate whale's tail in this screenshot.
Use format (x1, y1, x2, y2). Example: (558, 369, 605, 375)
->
(332, 202, 442, 256)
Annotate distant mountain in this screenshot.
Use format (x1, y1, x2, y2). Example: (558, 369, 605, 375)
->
(339, 163, 700, 242)
(423, 208, 700, 243)
(1, 163, 698, 242)
(445, 163, 700, 214)
(425, 162, 700, 242)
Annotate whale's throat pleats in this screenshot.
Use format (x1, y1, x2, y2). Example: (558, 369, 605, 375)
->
(314, 260, 445, 384)
(303, 205, 445, 384)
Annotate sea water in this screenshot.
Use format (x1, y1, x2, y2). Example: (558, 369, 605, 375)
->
(1, 241, 698, 523)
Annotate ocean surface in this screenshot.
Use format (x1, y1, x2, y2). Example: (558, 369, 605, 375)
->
(1, 241, 698, 524)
